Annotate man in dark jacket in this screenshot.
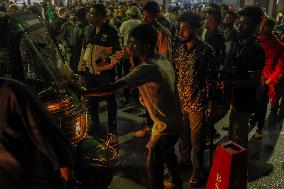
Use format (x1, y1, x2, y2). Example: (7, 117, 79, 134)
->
(227, 7, 265, 148)
(203, 9, 226, 139)
(204, 9, 225, 71)
(70, 7, 88, 73)
(83, 4, 120, 138)
(60, 9, 77, 64)
(50, 7, 68, 43)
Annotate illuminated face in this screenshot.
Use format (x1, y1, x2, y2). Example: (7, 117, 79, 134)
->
(118, 5, 126, 15)
(69, 13, 76, 22)
(107, 8, 113, 18)
(204, 13, 216, 30)
(179, 22, 196, 43)
(89, 8, 103, 26)
(142, 10, 154, 24)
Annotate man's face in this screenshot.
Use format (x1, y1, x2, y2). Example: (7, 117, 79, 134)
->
(127, 37, 145, 58)
(69, 13, 76, 22)
(179, 22, 196, 43)
(142, 10, 154, 24)
(89, 8, 103, 25)
(204, 13, 217, 30)
(223, 13, 234, 26)
(107, 8, 113, 18)
(118, 5, 126, 15)
(237, 16, 255, 38)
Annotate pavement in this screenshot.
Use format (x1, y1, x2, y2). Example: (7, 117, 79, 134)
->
(91, 93, 284, 189)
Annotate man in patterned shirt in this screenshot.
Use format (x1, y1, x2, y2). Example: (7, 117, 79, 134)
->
(174, 12, 215, 187)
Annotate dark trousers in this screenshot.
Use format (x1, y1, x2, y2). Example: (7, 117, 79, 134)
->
(254, 76, 269, 129)
(229, 107, 251, 148)
(122, 58, 131, 100)
(117, 57, 132, 100)
(147, 134, 182, 189)
(85, 72, 117, 135)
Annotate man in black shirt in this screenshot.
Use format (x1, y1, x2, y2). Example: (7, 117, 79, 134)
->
(83, 4, 120, 138)
(227, 7, 265, 148)
(59, 9, 76, 64)
(71, 7, 88, 73)
(50, 7, 68, 43)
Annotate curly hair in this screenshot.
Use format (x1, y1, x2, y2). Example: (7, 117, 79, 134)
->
(239, 6, 264, 25)
(178, 12, 201, 29)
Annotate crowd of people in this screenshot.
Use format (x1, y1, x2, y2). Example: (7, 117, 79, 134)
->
(1, 0, 284, 188)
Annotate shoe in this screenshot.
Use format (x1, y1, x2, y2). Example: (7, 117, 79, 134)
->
(189, 168, 201, 187)
(164, 179, 173, 189)
(163, 179, 182, 189)
(134, 126, 151, 138)
(254, 128, 263, 139)
(189, 176, 201, 188)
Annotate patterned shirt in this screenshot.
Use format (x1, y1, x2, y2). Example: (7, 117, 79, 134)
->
(174, 39, 215, 113)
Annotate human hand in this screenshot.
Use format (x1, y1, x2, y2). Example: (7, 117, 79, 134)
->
(265, 78, 273, 85)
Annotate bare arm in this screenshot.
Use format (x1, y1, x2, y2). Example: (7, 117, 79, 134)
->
(82, 79, 128, 96)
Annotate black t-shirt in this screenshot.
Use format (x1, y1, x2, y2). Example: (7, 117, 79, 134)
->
(231, 38, 266, 112)
(85, 22, 120, 84)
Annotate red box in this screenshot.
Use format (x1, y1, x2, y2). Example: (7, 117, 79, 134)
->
(206, 141, 247, 189)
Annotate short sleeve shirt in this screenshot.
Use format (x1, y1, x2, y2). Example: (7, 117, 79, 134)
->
(120, 55, 182, 137)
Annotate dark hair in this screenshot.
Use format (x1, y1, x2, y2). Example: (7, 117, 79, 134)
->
(170, 7, 180, 13)
(263, 18, 276, 30)
(75, 7, 87, 20)
(179, 12, 201, 29)
(107, 7, 113, 12)
(209, 3, 220, 11)
(239, 6, 264, 25)
(130, 24, 157, 51)
(207, 9, 222, 25)
(226, 11, 237, 21)
(92, 4, 106, 18)
(142, 1, 160, 17)
(220, 4, 229, 11)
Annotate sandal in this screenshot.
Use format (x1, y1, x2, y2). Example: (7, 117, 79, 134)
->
(189, 176, 201, 187)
